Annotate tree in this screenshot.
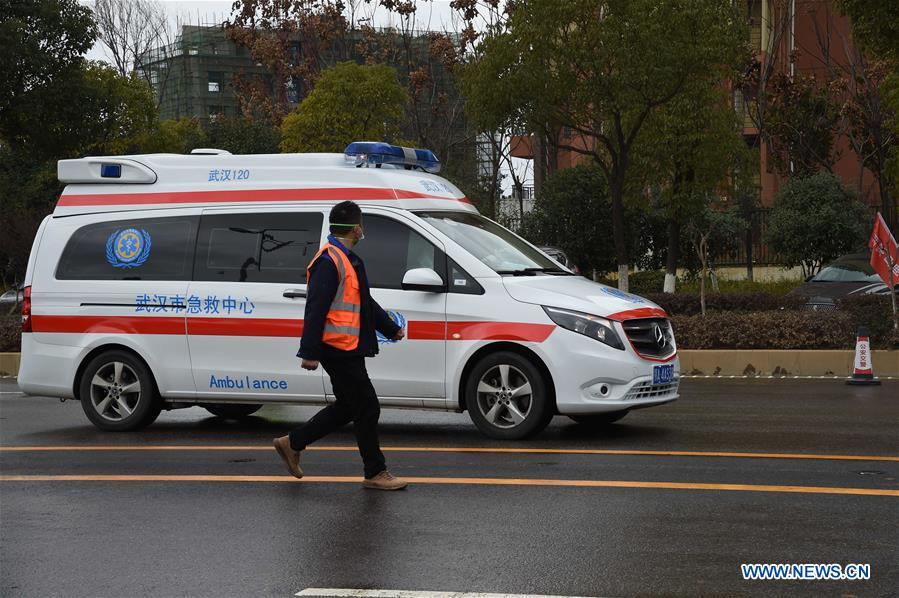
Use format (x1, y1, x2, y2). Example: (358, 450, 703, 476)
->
(684, 201, 747, 316)
(91, 0, 169, 77)
(766, 173, 870, 278)
(142, 118, 207, 154)
(837, 0, 899, 63)
(520, 165, 616, 277)
(519, 164, 652, 278)
(0, 0, 97, 147)
(206, 116, 281, 154)
(641, 84, 752, 293)
(801, 3, 896, 228)
(766, 73, 843, 176)
(736, 0, 795, 280)
(227, 0, 350, 123)
(280, 62, 407, 153)
(458, 0, 747, 291)
(0, 62, 161, 284)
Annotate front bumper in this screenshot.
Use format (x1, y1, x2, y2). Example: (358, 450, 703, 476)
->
(538, 327, 680, 415)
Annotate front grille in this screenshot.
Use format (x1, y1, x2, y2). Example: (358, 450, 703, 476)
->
(624, 380, 679, 401)
(803, 300, 837, 311)
(621, 317, 676, 359)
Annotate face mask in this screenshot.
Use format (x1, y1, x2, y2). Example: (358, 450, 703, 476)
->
(332, 223, 363, 243)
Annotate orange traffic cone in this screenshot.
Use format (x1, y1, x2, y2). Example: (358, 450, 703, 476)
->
(846, 326, 881, 386)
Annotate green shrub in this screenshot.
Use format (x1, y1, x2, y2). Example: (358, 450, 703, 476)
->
(838, 295, 899, 346)
(645, 292, 807, 316)
(0, 316, 20, 352)
(672, 311, 856, 349)
(627, 271, 667, 295)
(676, 278, 802, 296)
(672, 309, 898, 349)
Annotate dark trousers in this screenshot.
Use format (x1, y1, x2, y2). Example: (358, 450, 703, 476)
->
(288, 356, 387, 479)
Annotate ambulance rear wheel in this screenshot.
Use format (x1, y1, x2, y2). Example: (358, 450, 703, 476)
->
(79, 350, 161, 431)
(204, 404, 262, 419)
(465, 351, 552, 440)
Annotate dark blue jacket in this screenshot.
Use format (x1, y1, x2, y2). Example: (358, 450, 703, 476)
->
(298, 235, 400, 361)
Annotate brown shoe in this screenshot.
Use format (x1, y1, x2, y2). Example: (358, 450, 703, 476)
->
(362, 470, 408, 490)
(272, 436, 303, 479)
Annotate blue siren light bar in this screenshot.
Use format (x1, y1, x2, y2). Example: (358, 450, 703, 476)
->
(100, 163, 122, 178)
(344, 142, 441, 174)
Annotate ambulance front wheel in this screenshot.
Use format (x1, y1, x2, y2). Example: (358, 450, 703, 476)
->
(465, 351, 553, 440)
(203, 404, 262, 419)
(78, 350, 162, 431)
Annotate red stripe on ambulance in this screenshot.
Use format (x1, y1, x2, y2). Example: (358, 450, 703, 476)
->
(606, 307, 668, 321)
(57, 187, 471, 207)
(31, 315, 550, 342)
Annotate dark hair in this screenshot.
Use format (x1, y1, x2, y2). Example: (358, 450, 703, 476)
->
(329, 200, 362, 235)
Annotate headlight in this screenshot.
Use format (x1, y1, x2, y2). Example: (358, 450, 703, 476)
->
(542, 306, 625, 350)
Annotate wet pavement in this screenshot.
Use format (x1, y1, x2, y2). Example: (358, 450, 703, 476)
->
(1, 377, 897, 597)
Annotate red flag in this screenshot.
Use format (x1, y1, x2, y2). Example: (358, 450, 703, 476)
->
(869, 212, 899, 285)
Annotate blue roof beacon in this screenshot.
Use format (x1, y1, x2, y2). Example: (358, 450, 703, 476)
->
(344, 141, 441, 174)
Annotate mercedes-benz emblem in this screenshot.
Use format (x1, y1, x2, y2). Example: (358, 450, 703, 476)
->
(653, 324, 666, 349)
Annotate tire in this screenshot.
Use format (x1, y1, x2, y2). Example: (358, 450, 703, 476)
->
(79, 350, 161, 431)
(465, 351, 553, 440)
(568, 410, 629, 426)
(203, 404, 262, 419)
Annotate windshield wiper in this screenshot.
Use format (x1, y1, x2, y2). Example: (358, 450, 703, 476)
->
(496, 267, 573, 276)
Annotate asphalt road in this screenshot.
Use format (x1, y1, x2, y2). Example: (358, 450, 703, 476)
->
(1, 377, 897, 598)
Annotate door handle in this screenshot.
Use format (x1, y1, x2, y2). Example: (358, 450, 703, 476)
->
(283, 289, 306, 298)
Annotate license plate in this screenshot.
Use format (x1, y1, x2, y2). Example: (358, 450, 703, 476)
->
(653, 364, 674, 385)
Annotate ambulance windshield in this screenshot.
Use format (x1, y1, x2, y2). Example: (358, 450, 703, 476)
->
(416, 211, 569, 275)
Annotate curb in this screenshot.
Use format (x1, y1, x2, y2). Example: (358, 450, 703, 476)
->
(2, 350, 897, 379)
(678, 350, 899, 378)
(0, 353, 19, 377)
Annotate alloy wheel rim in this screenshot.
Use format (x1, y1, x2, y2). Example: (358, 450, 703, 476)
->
(476, 364, 533, 429)
(89, 361, 141, 422)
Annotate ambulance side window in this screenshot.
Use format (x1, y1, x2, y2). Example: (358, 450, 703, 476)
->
(448, 258, 484, 295)
(194, 212, 323, 283)
(56, 216, 198, 281)
(354, 215, 446, 290)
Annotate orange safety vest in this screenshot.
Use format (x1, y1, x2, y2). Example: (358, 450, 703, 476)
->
(306, 242, 362, 351)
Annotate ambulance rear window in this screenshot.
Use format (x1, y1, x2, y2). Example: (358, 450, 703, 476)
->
(56, 217, 198, 281)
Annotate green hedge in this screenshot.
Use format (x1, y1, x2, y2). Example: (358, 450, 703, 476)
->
(644, 292, 807, 316)
(1, 316, 19, 352)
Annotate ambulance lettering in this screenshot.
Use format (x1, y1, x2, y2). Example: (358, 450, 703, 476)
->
(135, 294, 255, 314)
(208, 169, 250, 182)
(209, 375, 288, 390)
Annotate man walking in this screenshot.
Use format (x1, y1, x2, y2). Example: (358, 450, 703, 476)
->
(273, 200, 408, 490)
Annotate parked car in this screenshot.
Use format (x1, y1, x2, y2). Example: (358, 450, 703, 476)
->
(788, 252, 896, 310)
(0, 284, 24, 309)
(538, 246, 581, 275)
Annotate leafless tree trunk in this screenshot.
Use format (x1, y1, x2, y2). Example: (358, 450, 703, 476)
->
(92, 0, 170, 76)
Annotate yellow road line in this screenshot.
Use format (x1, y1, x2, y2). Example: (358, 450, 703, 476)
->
(0, 474, 896, 497)
(1, 445, 898, 462)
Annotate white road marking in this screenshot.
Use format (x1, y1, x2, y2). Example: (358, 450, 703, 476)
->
(297, 590, 603, 598)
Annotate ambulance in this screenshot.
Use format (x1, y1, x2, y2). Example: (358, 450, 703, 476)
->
(17, 143, 679, 439)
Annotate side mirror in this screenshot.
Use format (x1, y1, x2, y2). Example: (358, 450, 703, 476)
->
(401, 268, 445, 292)
(805, 275, 814, 282)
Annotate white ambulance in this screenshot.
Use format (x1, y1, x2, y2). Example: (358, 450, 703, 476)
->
(17, 143, 679, 439)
